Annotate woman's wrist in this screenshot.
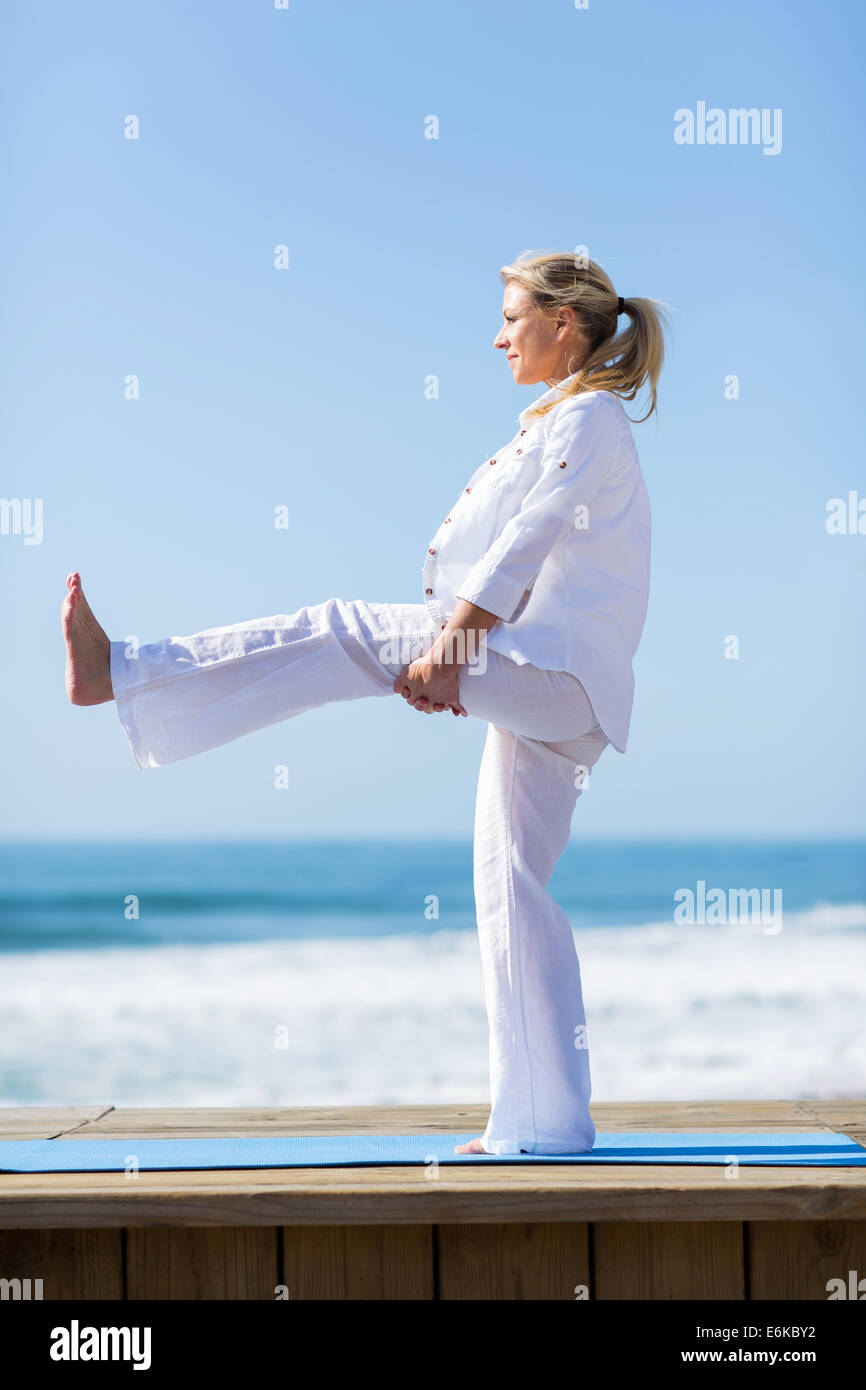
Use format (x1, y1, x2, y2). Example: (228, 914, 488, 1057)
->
(429, 601, 499, 670)
(428, 628, 462, 669)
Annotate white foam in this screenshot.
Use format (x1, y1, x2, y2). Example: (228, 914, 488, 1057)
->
(2, 907, 864, 1107)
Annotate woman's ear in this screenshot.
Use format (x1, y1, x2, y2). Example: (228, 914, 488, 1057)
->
(554, 303, 577, 339)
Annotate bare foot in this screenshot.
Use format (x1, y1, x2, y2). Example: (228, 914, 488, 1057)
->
(62, 572, 113, 705)
(454, 1138, 488, 1154)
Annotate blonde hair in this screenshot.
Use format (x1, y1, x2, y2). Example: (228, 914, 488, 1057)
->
(500, 249, 668, 423)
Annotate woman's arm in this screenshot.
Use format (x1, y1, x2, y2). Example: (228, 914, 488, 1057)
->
(432, 598, 500, 667)
(394, 599, 499, 714)
(454, 393, 618, 621)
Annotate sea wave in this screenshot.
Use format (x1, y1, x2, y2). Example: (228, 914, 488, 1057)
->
(1, 911, 864, 1108)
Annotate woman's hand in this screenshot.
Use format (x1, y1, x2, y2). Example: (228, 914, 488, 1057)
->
(393, 656, 468, 716)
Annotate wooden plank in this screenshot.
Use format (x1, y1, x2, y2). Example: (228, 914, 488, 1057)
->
(126, 1227, 278, 1299)
(594, 1221, 745, 1299)
(282, 1225, 433, 1299)
(3, 1099, 853, 1144)
(0, 1107, 114, 1140)
(796, 1103, 866, 1130)
(70, 1104, 491, 1138)
(65, 1099, 831, 1138)
(438, 1222, 590, 1300)
(586, 1101, 830, 1129)
(748, 1220, 866, 1300)
(2, 1162, 866, 1227)
(0, 1228, 123, 1299)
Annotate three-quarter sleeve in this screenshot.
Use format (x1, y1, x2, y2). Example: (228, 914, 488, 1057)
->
(454, 393, 618, 622)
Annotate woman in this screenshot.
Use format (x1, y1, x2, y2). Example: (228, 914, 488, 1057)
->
(62, 250, 666, 1156)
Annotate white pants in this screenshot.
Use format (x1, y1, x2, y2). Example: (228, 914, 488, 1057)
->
(109, 597, 610, 1154)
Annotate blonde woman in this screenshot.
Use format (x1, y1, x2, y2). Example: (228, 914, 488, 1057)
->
(62, 250, 666, 1157)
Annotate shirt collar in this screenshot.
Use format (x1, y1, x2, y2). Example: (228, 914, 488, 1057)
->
(517, 370, 582, 426)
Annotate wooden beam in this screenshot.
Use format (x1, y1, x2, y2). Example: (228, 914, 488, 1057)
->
(126, 1227, 279, 1300)
(748, 1220, 866, 1300)
(438, 1222, 590, 1300)
(282, 1225, 433, 1299)
(0, 1228, 123, 1299)
(594, 1221, 745, 1300)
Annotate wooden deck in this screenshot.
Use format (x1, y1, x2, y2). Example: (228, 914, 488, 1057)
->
(1, 1099, 865, 1299)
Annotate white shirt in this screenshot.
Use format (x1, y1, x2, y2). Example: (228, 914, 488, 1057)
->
(420, 375, 651, 753)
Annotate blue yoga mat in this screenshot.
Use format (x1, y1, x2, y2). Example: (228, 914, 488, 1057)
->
(1, 1130, 863, 1171)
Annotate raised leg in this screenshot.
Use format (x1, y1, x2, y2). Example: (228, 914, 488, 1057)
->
(107, 597, 437, 769)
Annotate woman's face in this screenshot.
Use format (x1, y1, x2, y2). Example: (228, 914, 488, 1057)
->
(494, 283, 582, 386)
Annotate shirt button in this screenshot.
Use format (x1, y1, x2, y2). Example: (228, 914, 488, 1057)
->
(425, 587, 433, 595)
(489, 458, 497, 465)
(558, 461, 567, 468)
(520, 429, 527, 436)
(516, 449, 522, 455)
(441, 623, 446, 629)
(465, 487, 472, 493)
(444, 517, 451, 523)
(428, 547, 436, 555)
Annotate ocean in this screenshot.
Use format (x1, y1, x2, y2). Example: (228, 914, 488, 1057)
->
(1, 839, 863, 1109)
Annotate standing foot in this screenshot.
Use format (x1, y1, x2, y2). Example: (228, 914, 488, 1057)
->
(454, 1138, 489, 1154)
(62, 572, 113, 705)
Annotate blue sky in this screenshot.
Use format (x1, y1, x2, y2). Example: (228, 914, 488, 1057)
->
(1, 0, 863, 839)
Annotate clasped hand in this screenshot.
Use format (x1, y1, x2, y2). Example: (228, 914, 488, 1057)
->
(393, 655, 468, 716)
